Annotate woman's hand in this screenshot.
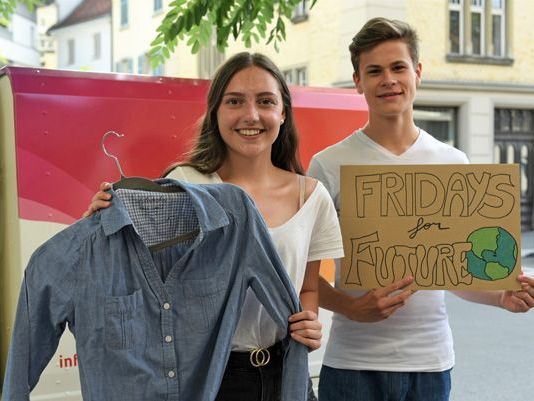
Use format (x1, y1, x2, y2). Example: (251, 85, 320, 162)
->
(82, 182, 113, 217)
(288, 310, 322, 351)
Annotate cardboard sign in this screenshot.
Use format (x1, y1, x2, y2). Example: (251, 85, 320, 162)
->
(340, 164, 521, 290)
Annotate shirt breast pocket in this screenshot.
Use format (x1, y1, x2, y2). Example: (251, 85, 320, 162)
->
(104, 289, 146, 350)
(183, 278, 226, 333)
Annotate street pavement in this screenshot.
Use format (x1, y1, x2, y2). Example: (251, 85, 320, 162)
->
(448, 230, 534, 401)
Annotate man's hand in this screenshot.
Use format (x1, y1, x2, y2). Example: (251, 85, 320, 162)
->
(343, 276, 415, 322)
(499, 275, 534, 313)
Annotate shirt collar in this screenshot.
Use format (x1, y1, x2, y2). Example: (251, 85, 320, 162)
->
(100, 178, 229, 236)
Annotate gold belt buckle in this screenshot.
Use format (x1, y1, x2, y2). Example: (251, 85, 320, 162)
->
(249, 347, 271, 367)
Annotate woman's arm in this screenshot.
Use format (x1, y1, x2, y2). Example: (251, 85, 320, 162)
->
(289, 260, 322, 351)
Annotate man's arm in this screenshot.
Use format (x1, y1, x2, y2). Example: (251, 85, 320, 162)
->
(318, 275, 415, 322)
(452, 274, 534, 313)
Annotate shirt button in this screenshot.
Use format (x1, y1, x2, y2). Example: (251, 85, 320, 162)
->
(163, 302, 171, 310)
(164, 335, 173, 343)
(167, 370, 175, 378)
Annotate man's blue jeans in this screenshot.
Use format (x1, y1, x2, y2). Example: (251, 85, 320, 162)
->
(319, 365, 451, 401)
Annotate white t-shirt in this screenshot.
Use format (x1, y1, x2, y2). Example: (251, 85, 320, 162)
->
(167, 165, 344, 350)
(308, 129, 469, 372)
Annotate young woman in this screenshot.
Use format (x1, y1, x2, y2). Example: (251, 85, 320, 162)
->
(83, 52, 344, 401)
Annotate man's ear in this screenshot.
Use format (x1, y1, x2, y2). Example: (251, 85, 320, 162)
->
(353, 72, 363, 94)
(415, 62, 422, 87)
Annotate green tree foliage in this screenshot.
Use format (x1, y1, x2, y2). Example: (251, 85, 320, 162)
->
(149, 0, 317, 67)
(0, 0, 41, 21)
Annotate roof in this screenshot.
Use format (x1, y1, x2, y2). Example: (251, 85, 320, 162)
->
(48, 0, 111, 32)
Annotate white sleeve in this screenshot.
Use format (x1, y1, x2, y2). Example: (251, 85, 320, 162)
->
(308, 156, 340, 211)
(307, 183, 344, 261)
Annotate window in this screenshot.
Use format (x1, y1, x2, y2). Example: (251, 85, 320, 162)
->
(120, 0, 129, 27)
(471, 0, 484, 55)
(296, 67, 308, 86)
(449, 0, 463, 54)
(492, 0, 505, 56)
(282, 67, 308, 86)
(198, 37, 225, 79)
(413, 107, 458, 147)
(154, 0, 163, 13)
(67, 39, 75, 65)
(29, 25, 35, 48)
(292, 0, 309, 22)
(447, 0, 510, 63)
(116, 58, 133, 73)
(152, 63, 164, 76)
(137, 53, 149, 74)
(93, 33, 101, 59)
(283, 70, 293, 84)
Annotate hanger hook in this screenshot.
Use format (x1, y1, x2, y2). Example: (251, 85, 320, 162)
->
(101, 130, 126, 178)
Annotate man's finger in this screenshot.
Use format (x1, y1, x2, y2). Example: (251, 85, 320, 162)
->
(378, 276, 414, 296)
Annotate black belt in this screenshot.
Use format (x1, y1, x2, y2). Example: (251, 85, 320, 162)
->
(227, 342, 284, 369)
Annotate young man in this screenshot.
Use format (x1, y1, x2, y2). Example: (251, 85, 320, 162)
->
(308, 17, 534, 401)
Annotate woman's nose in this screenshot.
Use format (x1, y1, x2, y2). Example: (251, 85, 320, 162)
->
(243, 102, 259, 123)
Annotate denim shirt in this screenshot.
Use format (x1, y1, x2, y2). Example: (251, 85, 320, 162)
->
(2, 179, 308, 401)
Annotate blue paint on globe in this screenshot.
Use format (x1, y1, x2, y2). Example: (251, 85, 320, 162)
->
(465, 227, 517, 281)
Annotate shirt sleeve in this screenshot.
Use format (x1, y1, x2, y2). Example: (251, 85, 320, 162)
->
(2, 232, 79, 401)
(240, 193, 308, 401)
(308, 155, 340, 212)
(307, 183, 344, 262)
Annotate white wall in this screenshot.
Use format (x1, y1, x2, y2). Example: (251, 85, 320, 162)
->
(53, 15, 111, 71)
(0, 11, 39, 66)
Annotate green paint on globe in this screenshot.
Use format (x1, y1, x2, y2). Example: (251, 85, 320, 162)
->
(465, 227, 517, 281)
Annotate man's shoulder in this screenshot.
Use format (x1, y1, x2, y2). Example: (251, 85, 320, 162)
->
(419, 130, 469, 163)
(311, 130, 359, 163)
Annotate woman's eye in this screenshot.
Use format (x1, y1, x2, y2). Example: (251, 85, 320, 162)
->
(259, 98, 276, 105)
(226, 98, 241, 105)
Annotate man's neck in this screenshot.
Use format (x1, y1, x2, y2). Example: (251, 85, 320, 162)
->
(362, 116, 420, 156)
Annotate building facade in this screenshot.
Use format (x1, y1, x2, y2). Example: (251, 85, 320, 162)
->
(36, 1, 58, 68)
(48, 0, 111, 72)
(0, 2, 39, 66)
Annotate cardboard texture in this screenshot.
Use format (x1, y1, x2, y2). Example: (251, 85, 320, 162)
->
(340, 164, 521, 290)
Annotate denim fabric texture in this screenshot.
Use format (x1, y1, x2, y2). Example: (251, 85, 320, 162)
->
(318, 365, 452, 401)
(2, 179, 308, 401)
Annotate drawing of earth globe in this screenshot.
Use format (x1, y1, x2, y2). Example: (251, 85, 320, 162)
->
(465, 227, 517, 280)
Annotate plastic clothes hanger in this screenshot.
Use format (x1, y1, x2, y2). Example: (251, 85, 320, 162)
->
(101, 131, 183, 193)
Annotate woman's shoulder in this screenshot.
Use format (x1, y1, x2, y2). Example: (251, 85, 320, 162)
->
(302, 175, 318, 201)
(166, 165, 222, 184)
